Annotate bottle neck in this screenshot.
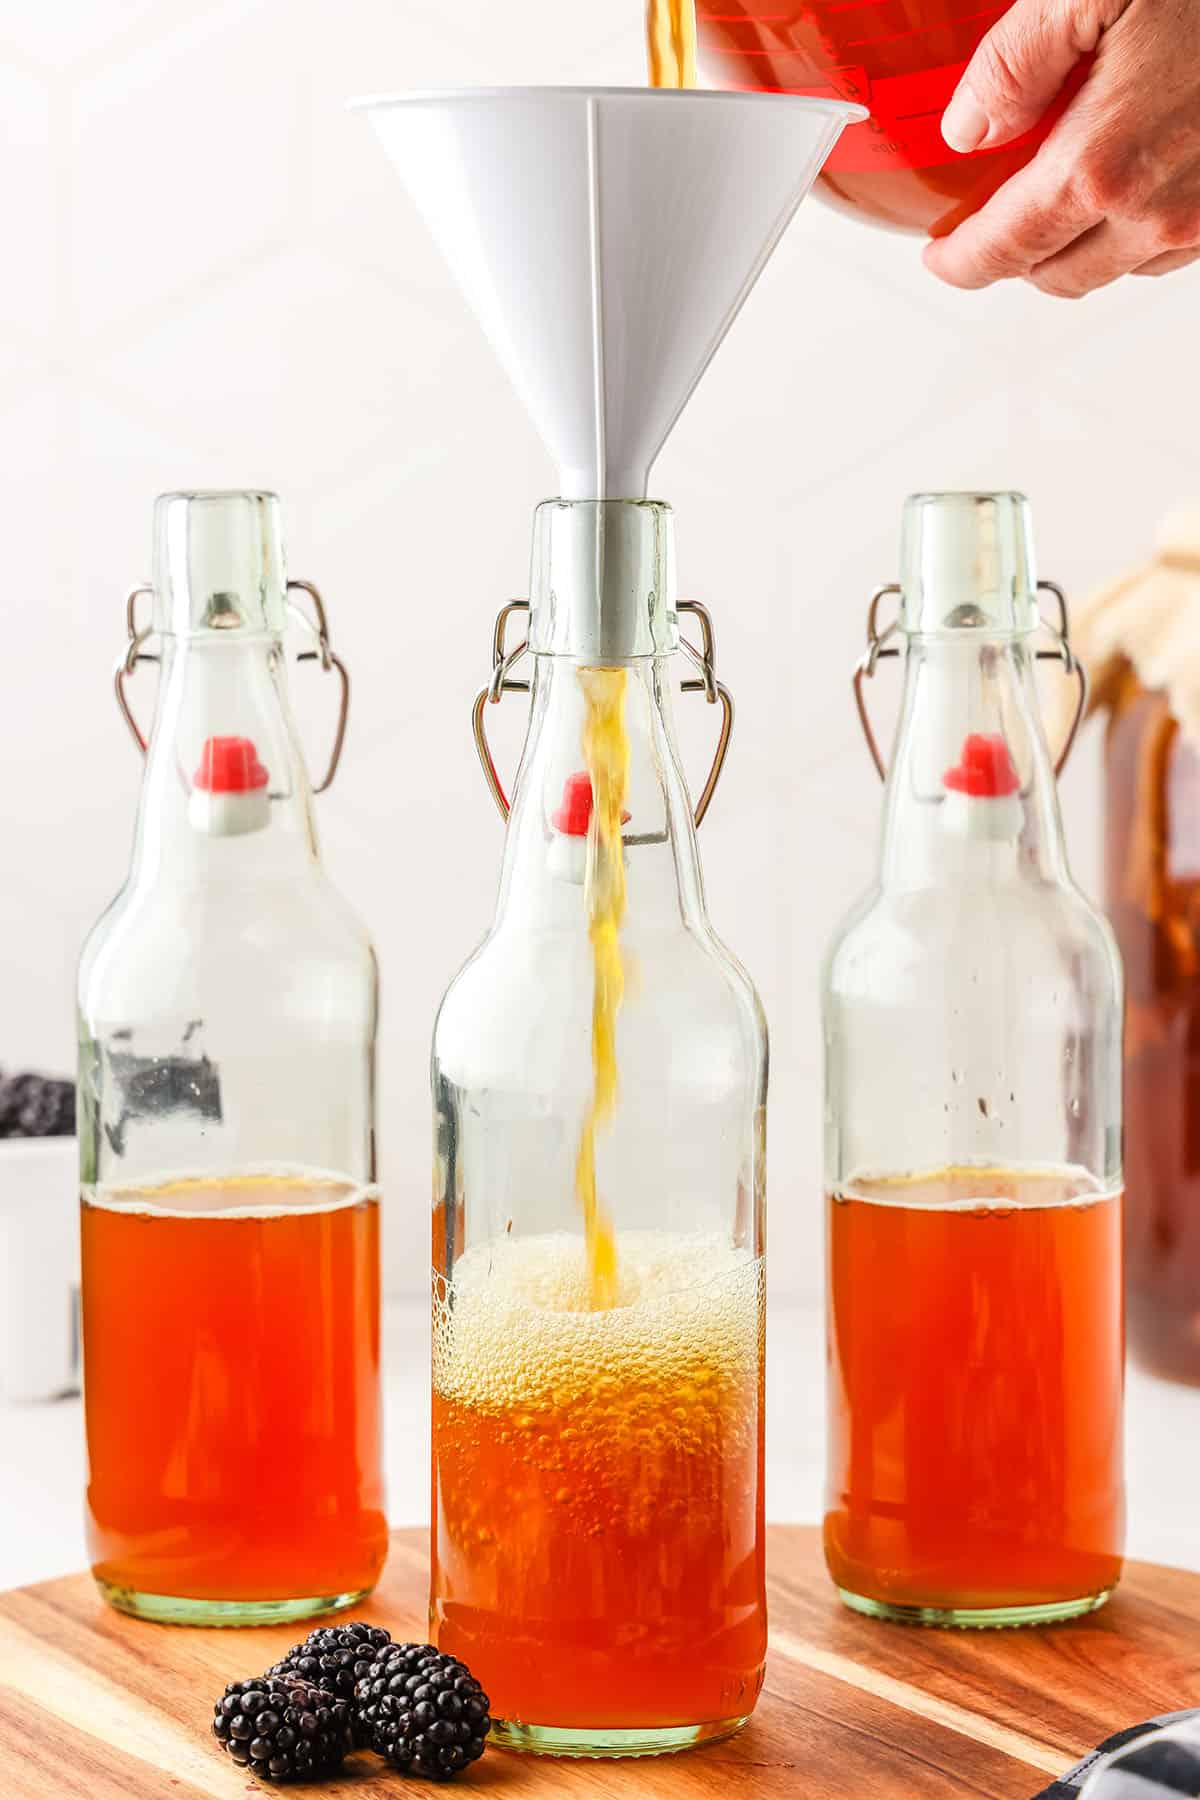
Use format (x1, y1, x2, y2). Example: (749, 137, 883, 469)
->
(494, 655, 708, 933)
(128, 632, 320, 887)
(879, 635, 1069, 890)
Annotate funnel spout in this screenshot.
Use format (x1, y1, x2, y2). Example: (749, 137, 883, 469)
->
(356, 88, 865, 500)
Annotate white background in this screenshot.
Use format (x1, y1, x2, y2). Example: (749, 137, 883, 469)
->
(1, 0, 1198, 1306)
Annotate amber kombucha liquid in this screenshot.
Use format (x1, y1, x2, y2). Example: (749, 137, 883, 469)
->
(82, 1172, 388, 1610)
(431, 1230, 766, 1737)
(825, 1167, 1125, 1620)
(575, 665, 629, 1310)
(646, 0, 696, 87)
(1105, 677, 1200, 1385)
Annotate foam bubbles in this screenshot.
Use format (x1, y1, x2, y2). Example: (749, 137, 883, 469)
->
(433, 1230, 763, 1415)
(81, 1167, 378, 1221)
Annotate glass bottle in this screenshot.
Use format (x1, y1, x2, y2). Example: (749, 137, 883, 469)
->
(822, 492, 1125, 1628)
(78, 490, 386, 1625)
(431, 499, 768, 1758)
(1054, 513, 1200, 1384)
(1104, 671, 1200, 1384)
(648, 0, 1088, 236)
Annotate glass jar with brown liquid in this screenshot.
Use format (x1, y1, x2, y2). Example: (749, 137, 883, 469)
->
(649, 0, 1088, 235)
(1056, 515, 1200, 1386)
(78, 492, 385, 1626)
(823, 493, 1125, 1627)
(1104, 671, 1200, 1383)
(432, 500, 768, 1758)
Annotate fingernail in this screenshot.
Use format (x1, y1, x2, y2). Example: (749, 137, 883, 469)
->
(942, 85, 988, 153)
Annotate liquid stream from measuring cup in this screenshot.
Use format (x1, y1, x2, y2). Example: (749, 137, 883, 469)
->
(575, 668, 629, 1310)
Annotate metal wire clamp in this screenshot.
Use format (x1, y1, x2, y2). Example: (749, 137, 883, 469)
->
(471, 598, 734, 827)
(853, 580, 1088, 782)
(113, 578, 350, 792)
(113, 584, 158, 754)
(285, 579, 351, 793)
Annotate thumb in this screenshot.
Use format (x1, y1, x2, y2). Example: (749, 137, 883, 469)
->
(941, 0, 1115, 153)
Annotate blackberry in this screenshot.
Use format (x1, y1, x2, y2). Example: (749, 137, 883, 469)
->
(269, 1621, 393, 1745)
(0, 1072, 75, 1139)
(355, 1643, 491, 1781)
(212, 1675, 351, 1783)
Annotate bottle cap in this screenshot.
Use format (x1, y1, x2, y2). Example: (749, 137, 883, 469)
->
(551, 772, 632, 836)
(944, 734, 1020, 799)
(553, 772, 594, 837)
(943, 733, 1023, 843)
(194, 737, 270, 795)
(900, 493, 1041, 637)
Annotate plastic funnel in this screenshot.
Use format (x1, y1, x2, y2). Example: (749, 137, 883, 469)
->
(355, 87, 864, 500)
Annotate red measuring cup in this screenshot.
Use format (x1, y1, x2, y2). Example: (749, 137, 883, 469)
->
(697, 1, 1088, 235)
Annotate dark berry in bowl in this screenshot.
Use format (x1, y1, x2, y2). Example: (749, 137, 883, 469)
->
(0, 1072, 74, 1139)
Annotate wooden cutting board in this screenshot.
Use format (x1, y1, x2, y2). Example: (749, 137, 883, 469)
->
(2, 1526, 1198, 1799)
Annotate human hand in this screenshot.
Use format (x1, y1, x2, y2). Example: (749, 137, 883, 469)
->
(922, 0, 1200, 296)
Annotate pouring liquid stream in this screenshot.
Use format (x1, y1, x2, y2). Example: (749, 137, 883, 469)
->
(574, 34, 685, 1303)
(575, 668, 629, 1310)
(646, 0, 696, 87)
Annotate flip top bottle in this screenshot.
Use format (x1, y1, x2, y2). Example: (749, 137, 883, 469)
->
(77, 490, 386, 1625)
(432, 500, 768, 1757)
(823, 492, 1125, 1628)
(358, 81, 864, 1758)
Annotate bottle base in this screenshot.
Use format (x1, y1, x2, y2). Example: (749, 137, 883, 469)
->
(94, 1578, 373, 1628)
(491, 1715, 749, 1759)
(836, 1585, 1113, 1630)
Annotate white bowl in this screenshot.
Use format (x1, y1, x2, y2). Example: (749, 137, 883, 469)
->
(0, 1137, 79, 1403)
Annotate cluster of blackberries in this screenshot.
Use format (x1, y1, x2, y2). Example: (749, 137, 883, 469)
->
(212, 1622, 492, 1785)
(355, 1640, 492, 1781)
(269, 1621, 394, 1744)
(0, 1071, 74, 1139)
(213, 1676, 352, 1784)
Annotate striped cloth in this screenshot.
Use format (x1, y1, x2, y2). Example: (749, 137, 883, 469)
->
(1037, 1713, 1200, 1797)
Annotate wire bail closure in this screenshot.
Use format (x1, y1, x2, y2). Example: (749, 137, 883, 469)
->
(471, 598, 735, 827)
(852, 579, 1088, 783)
(113, 579, 350, 792)
(114, 584, 158, 754)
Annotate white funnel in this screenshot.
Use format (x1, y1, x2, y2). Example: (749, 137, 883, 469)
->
(355, 87, 864, 500)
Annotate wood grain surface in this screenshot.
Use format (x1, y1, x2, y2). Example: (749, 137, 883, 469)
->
(1, 1526, 1198, 1799)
